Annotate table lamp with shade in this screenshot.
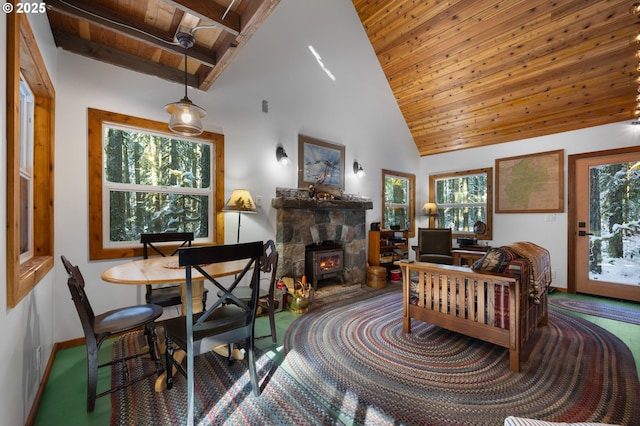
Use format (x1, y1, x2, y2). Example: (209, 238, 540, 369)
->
(422, 202, 438, 228)
(222, 189, 257, 243)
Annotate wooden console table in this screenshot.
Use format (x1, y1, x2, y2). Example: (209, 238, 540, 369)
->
(451, 246, 488, 266)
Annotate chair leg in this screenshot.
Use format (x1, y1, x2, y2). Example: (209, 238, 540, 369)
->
(144, 323, 157, 359)
(86, 343, 99, 412)
(246, 337, 260, 396)
(227, 343, 234, 365)
(268, 302, 277, 344)
(165, 335, 174, 390)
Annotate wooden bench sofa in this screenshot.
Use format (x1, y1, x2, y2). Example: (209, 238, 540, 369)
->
(397, 242, 552, 372)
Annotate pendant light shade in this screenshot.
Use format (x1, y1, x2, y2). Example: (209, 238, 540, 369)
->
(165, 32, 207, 136)
(165, 98, 206, 136)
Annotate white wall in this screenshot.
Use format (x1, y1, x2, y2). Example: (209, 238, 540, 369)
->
(0, 9, 59, 425)
(420, 123, 640, 289)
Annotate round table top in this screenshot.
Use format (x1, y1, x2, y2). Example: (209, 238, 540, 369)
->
(101, 256, 249, 285)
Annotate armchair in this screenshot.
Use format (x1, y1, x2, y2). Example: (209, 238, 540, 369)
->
(412, 228, 454, 264)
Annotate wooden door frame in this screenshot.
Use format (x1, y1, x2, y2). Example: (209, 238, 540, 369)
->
(567, 146, 640, 294)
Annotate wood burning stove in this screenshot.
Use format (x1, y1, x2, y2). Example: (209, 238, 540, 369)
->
(305, 241, 344, 295)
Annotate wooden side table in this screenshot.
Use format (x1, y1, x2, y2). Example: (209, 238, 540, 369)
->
(451, 249, 486, 266)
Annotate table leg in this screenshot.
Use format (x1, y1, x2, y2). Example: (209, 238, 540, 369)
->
(180, 279, 204, 315)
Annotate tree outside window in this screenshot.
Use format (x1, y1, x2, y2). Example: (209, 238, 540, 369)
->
(89, 109, 224, 260)
(429, 168, 493, 240)
(104, 126, 211, 244)
(382, 170, 415, 237)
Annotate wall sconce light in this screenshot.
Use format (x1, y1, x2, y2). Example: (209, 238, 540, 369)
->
(276, 146, 290, 165)
(353, 161, 366, 177)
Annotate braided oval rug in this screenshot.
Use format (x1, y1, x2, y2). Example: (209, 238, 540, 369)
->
(549, 296, 640, 325)
(284, 291, 640, 426)
(110, 331, 343, 426)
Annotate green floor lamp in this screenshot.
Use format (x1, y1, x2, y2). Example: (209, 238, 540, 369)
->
(222, 189, 257, 243)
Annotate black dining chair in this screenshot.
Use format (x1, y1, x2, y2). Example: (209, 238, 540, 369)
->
(60, 255, 163, 412)
(219, 240, 279, 343)
(141, 232, 208, 310)
(163, 241, 263, 424)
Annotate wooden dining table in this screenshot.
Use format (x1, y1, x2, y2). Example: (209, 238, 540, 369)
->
(101, 256, 248, 315)
(101, 256, 250, 392)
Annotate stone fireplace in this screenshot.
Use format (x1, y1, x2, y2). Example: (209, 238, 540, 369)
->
(272, 188, 373, 287)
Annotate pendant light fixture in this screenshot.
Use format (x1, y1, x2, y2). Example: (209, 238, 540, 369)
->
(165, 32, 207, 136)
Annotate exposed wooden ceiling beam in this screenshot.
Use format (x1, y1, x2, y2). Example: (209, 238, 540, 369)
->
(46, 0, 216, 67)
(52, 30, 201, 88)
(165, 0, 241, 35)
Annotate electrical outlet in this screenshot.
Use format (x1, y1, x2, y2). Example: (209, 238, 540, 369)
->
(256, 195, 263, 207)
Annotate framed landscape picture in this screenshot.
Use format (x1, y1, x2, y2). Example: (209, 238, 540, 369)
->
(495, 149, 564, 213)
(298, 134, 345, 191)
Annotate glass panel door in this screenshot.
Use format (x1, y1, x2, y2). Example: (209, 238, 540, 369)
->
(575, 152, 640, 301)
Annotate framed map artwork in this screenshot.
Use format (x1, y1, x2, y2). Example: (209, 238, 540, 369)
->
(495, 149, 564, 213)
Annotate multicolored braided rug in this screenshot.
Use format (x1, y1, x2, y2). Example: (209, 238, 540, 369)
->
(284, 291, 640, 425)
(110, 331, 343, 425)
(549, 296, 640, 325)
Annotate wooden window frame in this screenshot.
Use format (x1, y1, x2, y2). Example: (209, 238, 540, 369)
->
(429, 168, 493, 240)
(88, 108, 225, 260)
(381, 169, 416, 238)
(6, 14, 55, 308)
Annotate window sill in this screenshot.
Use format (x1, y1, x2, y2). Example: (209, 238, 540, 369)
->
(19, 255, 54, 290)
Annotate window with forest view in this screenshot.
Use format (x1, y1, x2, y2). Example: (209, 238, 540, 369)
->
(104, 125, 212, 244)
(88, 109, 224, 260)
(382, 170, 415, 237)
(429, 168, 493, 239)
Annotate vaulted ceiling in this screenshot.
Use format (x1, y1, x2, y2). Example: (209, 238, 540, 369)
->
(45, 0, 638, 156)
(353, 0, 639, 156)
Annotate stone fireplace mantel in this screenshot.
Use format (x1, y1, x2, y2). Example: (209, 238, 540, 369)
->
(272, 189, 373, 286)
(272, 197, 373, 211)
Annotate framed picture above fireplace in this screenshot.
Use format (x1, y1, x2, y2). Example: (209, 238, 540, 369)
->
(298, 134, 345, 191)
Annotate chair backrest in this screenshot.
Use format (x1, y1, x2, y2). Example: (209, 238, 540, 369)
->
(260, 240, 279, 297)
(60, 256, 96, 339)
(179, 241, 263, 325)
(417, 228, 452, 255)
(141, 232, 194, 258)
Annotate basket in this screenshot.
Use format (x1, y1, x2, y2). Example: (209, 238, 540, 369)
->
(367, 266, 387, 288)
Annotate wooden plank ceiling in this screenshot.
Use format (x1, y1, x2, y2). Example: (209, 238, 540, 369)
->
(45, 0, 279, 91)
(353, 0, 640, 156)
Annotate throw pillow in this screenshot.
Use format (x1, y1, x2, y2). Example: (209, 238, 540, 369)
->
(471, 247, 514, 273)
